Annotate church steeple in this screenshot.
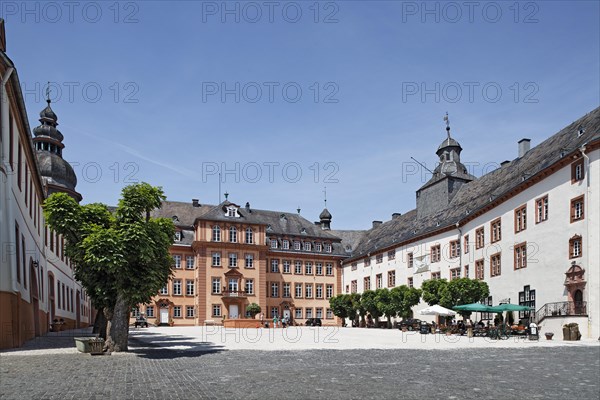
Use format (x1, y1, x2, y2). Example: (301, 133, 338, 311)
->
(32, 88, 82, 202)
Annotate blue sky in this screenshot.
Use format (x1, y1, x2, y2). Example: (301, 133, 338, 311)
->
(4, 1, 599, 229)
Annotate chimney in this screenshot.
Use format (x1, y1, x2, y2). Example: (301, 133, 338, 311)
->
(392, 213, 402, 220)
(518, 139, 531, 158)
(192, 199, 199, 207)
(245, 202, 251, 212)
(372, 221, 382, 229)
(500, 160, 510, 167)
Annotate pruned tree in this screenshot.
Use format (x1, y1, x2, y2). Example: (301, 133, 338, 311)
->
(439, 278, 490, 315)
(421, 278, 448, 306)
(44, 183, 174, 352)
(393, 285, 422, 319)
(246, 303, 261, 318)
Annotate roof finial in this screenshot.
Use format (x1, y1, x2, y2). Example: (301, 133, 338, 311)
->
(297, 207, 301, 214)
(46, 82, 51, 104)
(224, 191, 229, 200)
(444, 112, 451, 139)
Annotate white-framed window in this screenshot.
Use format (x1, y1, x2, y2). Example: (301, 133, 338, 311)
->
(173, 255, 182, 268)
(227, 206, 237, 217)
(316, 308, 323, 319)
(295, 283, 302, 298)
(186, 280, 195, 296)
(186, 306, 195, 318)
(271, 259, 279, 273)
(245, 253, 254, 268)
(326, 284, 334, 299)
(315, 243, 322, 252)
(173, 306, 181, 318)
(305, 284, 313, 298)
(212, 252, 221, 267)
(146, 306, 154, 318)
(229, 253, 238, 268)
(245, 227, 253, 244)
(283, 283, 291, 298)
(295, 308, 303, 319)
(173, 280, 182, 295)
(212, 278, 221, 294)
(325, 243, 332, 253)
(131, 307, 140, 317)
(229, 226, 237, 243)
(282, 240, 290, 250)
(316, 284, 323, 298)
(271, 307, 279, 318)
(295, 261, 302, 274)
(303, 242, 312, 251)
(160, 285, 168, 295)
(270, 239, 278, 249)
(245, 279, 254, 295)
(326, 263, 333, 275)
(212, 225, 221, 242)
(305, 262, 313, 275)
(306, 308, 313, 318)
(212, 304, 221, 317)
(186, 255, 195, 269)
(271, 282, 279, 297)
(293, 241, 301, 250)
(326, 308, 334, 319)
(283, 260, 291, 273)
(316, 263, 323, 275)
(228, 278, 239, 292)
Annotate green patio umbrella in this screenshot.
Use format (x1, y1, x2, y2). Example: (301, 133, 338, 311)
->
(453, 303, 496, 312)
(488, 303, 534, 312)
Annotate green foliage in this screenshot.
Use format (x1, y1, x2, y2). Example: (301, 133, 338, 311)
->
(421, 279, 448, 306)
(329, 294, 349, 320)
(374, 288, 397, 320)
(392, 285, 422, 318)
(439, 278, 490, 310)
(246, 303, 261, 317)
(360, 290, 381, 321)
(44, 183, 174, 310)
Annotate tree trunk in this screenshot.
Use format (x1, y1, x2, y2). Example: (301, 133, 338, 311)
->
(387, 315, 392, 329)
(93, 307, 107, 339)
(105, 294, 130, 352)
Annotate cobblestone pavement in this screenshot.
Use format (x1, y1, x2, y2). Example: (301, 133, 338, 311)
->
(1, 331, 599, 400)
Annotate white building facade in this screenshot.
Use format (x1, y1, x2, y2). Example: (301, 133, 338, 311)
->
(341, 109, 600, 339)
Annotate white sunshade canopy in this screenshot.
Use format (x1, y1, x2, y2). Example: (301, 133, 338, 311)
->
(419, 304, 456, 317)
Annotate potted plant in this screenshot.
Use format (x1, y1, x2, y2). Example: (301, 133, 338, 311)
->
(246, 303, 261, 319)
(562, 324, 571, 341)
(169, 317, 174, 327)
(545, 332, 554, 340)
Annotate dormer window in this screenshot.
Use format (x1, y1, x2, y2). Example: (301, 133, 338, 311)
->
(226, 206, 238, 217)
(325, 243, 332, 253)
(174, 231, 182, 242)
(303, 242, 312, 251)
(301, 228, 307, 234)
(315, 243, 322, 252)
(294, 241, 301, 251)
(282, 240, 290, 250)
(270, 239, 278, 249)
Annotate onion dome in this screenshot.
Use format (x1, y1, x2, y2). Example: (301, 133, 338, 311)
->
(319, 208, 332, 220)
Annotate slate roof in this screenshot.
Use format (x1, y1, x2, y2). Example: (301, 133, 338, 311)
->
(150, 201, 213, 228)
(346, 107, 600, 261)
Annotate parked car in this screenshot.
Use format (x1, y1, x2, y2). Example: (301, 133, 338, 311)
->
(397, 318, 427, 331)
(305, 318, 322, 327)
(134, 315, 149, 328)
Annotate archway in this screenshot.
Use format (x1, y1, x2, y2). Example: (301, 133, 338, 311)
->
(29, 259, 40, 337)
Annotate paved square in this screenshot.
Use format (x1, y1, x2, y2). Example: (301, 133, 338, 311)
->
(1, 327, 598, 399)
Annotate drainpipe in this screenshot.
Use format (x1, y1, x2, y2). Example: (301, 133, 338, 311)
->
(580, 145, 592, 338)
(1, 67, 18, 294)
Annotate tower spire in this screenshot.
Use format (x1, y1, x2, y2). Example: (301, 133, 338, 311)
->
(46, 81, 51, 104)
(323, 186, 327, 207)
(444, 112, 451, 139)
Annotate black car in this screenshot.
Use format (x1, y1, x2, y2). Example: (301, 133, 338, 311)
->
(134, 315, 149, 328)
(398, 318, 426, 331)
(305, 318, 322, 327)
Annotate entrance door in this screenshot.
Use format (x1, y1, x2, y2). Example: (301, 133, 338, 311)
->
(229, 304, 239, 319)
(283, 309, 291, 320)
(574, 290, 583, 314)
(160, 308, 169, 324)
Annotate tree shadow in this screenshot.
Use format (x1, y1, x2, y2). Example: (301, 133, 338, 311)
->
(128, 333, 226, 359)
(0, 327, 97, 353)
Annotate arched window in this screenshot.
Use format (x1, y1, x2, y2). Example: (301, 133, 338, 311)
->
(229, 226, 237, 243)
(245, 227, 253, 244)
(212, 225, 221, 242)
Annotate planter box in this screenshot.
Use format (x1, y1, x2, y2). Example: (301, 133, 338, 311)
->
(563, 327, 571, 341)
(74, 338, 104, 354)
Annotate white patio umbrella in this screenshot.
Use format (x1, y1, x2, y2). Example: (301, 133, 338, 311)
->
(419, 304, 456, 317)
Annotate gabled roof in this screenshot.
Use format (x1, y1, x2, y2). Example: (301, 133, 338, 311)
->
(345, 107, 600, 261)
